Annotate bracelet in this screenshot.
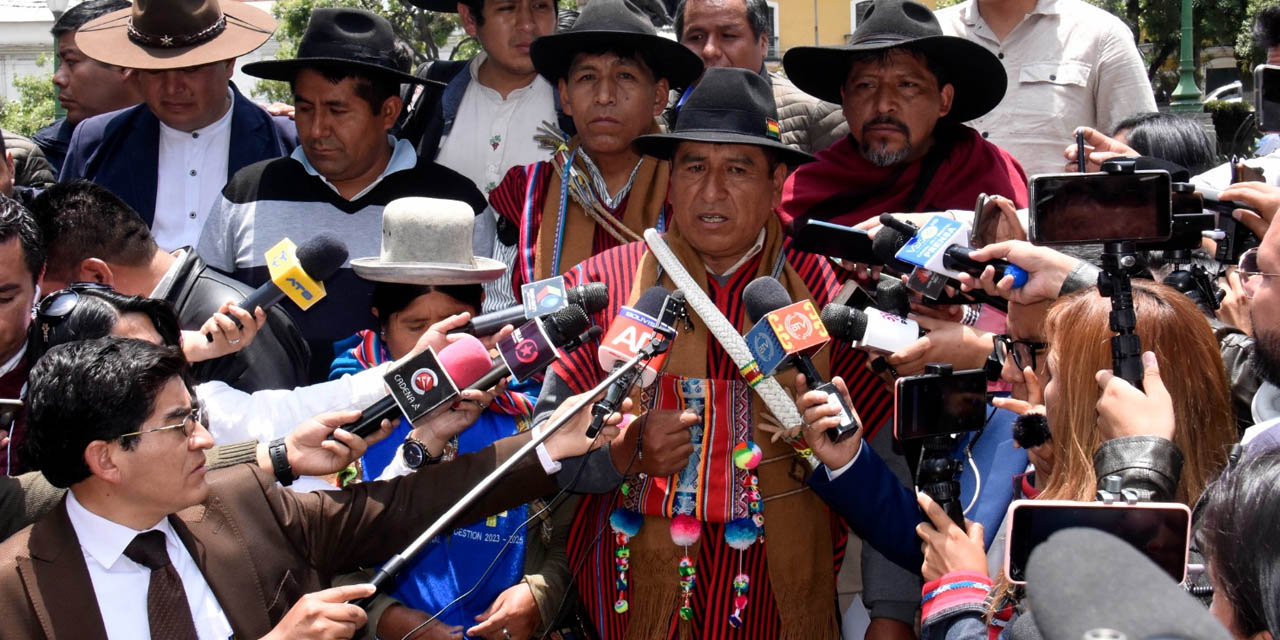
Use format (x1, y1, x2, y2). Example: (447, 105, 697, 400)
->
(268, 437, 296, 486)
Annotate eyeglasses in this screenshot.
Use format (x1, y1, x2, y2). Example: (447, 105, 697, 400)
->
(992, 334, 1047, 372)
(1237, 248, 1280, 298)
(35, 282, 114, 343)
(116, 402, 207, 442)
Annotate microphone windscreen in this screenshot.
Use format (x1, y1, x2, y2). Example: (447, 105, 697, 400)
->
(542, 304, 592, 346)
(296, 234, 350, 281)
(876, 279, 911, 318)
(1026, 528, 1229, 640)
(436, 334, 493, 389)
(570, 282, 610, 315)
(632, 286, 671, 317)
(820, 304, 861, 343)
(871, 226, 911, 268)
(743, 277, 792, 324)
(1011, 413, 1051, 449)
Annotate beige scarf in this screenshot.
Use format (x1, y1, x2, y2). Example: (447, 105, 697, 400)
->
(533, 131, 670, 282)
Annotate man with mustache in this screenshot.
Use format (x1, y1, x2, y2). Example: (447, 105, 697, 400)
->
(483, 0, 702, 307)
(197, 9, 485, 381)
(776, 0, 1028, 229)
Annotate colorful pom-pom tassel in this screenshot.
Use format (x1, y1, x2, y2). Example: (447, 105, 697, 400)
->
(609, 508, 643, 616)
(724, 517, 759, 550)
(728, 573, 751, 628)
(732, 440, 763, 470)
(670, 513, 701, 546)
(609, 507, 643, 537)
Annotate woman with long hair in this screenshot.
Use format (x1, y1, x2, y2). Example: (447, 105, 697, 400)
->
(915, 280, 1238, 637)
(1037, 280, 1235, 506)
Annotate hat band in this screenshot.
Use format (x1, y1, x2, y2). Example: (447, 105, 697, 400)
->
(674, 107, 780, 141)
(128, 14, 227, 49)
(298, 42, 400, 72)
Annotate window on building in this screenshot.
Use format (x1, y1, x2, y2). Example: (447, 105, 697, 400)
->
(765, 0, 780, 60)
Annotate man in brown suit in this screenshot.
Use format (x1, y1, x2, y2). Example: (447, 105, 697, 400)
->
(0, 337, 622, 640)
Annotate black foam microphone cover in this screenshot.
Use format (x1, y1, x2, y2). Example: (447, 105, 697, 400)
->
(569, 282, 610, 315)
(295, 234, 350, 281)
(871, 227, 916, 274)
(632, 285, 672, 317)
(1012, 412, 1051, 449)
(743, 277, 793, 324)
(540, 304, 592, 345)
(820, 304, 864, 343)
(875, 279, 911, 318)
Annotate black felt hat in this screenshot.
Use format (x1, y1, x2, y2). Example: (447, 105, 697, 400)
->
(398, 0, 461, 13)
(1026, 528, 1232, 640)
(530, 0, 703, 90)
(633, 67, 814, 166)
(243, 8, 433, 86)
(782, 0, 1005, 122)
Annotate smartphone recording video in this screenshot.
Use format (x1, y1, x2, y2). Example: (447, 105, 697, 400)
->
(1028, 171, 1172, 245)
(791, 219, 879, 265)
(893, 369, 987, 440)
(1255, 64, 1280, 133)
(1003, 500, 1191, 584)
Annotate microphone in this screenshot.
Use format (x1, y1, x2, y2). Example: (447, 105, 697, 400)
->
(466, 304, 594, 392)
(894, 214, 1027, 287)
(586, 286, 676, 438)
(743, 277, 860, 442)
(876, 278, 911, 319)
(454, 281, 609, 336)
(872, 223, 917, 275)
(820, 301, 922, 356)
(341, 335, 494, 439)
(206, 235, 349, 340)
(941, 246, 1029, 288)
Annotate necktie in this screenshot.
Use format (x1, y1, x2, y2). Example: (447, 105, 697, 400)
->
(123, 530, 199, 639)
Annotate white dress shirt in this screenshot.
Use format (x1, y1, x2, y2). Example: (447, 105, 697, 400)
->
(153, 92, 235, 251)
(64, 491, 233, 640)
(936, 0, 1157, 176)
(435, 52, 558, 194)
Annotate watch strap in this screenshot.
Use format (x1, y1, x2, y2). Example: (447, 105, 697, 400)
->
(268, 437, 296, 486)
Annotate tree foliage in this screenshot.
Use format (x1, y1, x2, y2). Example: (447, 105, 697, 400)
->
(255, 0, 475, 103)
(0, 55, 57, 137)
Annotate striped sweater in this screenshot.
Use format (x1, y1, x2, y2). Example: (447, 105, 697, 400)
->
(197, 153, 486, 380)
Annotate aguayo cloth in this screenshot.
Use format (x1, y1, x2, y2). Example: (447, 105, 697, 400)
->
(777, 124, 1029, 229)
(553, 217, 893, 640)
(624, 377, 753, 522)
(489, 129, 670, 304)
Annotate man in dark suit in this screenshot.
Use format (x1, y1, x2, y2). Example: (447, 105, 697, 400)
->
(0, 336, 622, 639)
(58, 0, 296, 252)
(30, 181, 310, 393)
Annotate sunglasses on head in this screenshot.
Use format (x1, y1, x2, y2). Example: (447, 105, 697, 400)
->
(35, 282, 115, 345)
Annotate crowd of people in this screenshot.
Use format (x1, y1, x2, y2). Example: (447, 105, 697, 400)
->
(0, 0, 1277, 638)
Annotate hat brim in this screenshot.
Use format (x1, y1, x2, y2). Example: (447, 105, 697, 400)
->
(634, 130, 815, 166)
(782, 36, 1006, 123)
(242, 58, 436, 87)
(75, 2, 276, 70)
(531, 30, 704, 91)
(350, 256, 507, 285)
(399, 0, 462, 12)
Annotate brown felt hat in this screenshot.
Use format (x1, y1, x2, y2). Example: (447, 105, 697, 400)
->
(75, 0, 276, 70)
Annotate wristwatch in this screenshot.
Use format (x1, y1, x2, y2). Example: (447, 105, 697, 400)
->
(268, 437, 296, 486)
(402, 438, 443, 470)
